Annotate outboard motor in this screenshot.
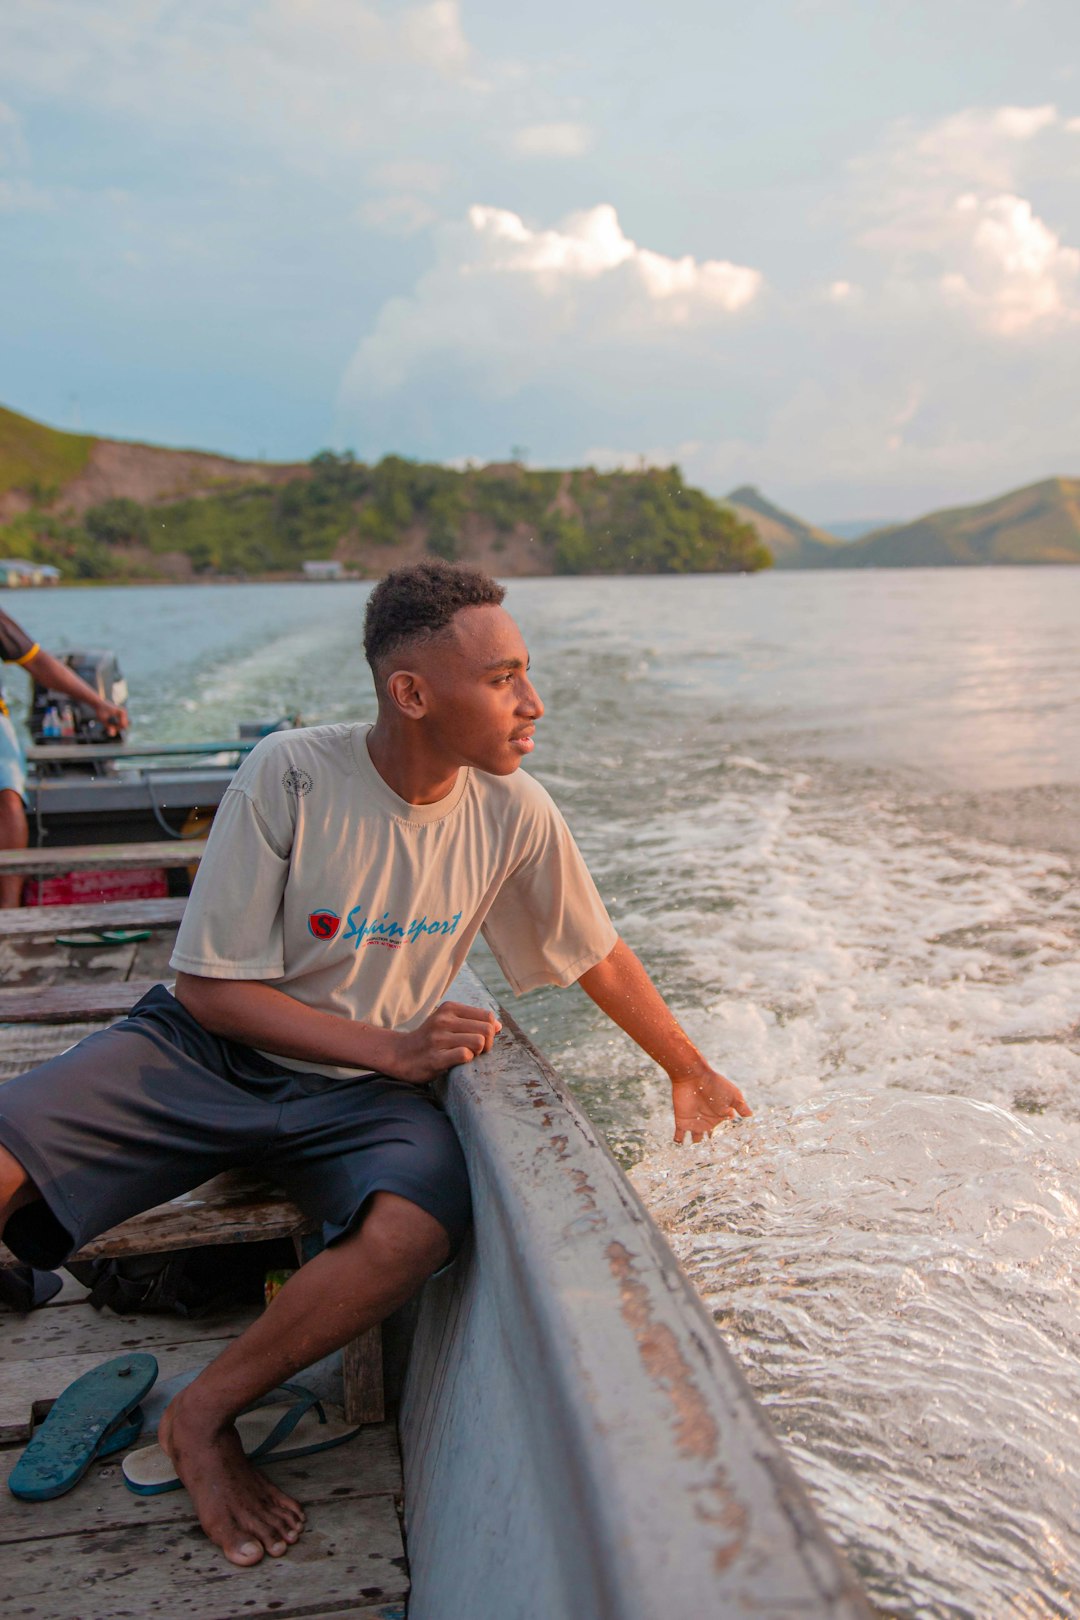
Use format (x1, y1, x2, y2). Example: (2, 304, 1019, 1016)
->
(30, 649, 128, 748)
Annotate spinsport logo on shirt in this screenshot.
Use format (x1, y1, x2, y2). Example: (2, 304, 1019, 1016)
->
(342, 908, 462, 951)
(308, 909, 341, 940)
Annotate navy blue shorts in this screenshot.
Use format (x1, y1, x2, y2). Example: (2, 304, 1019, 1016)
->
(0, 985, 471, 1271)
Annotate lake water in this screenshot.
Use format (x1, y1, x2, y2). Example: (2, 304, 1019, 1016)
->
(9, 569, 1080, 1618)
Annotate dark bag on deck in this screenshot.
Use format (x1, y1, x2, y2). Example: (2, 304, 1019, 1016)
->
(65, 1237, 296, 1318)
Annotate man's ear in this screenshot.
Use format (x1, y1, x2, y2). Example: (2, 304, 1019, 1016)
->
(385, 668, 428, 720)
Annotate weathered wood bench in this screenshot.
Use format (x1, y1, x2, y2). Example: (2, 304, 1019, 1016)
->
(0, 896, 188, 942)
(0, 973, 385, 1425)
(26, 739, 257, 765)
(0, 841, 206, 878)
(0, 978, 165, 1023)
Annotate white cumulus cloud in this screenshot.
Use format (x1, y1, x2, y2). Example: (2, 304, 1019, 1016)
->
(342, 202, 763, 398)
(941, 192, 1080, 333)
(852, 104, 1080, 335)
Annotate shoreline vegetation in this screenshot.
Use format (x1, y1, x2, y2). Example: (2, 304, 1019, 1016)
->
(1, 404, 1078, 585)
(0, 416, 770, 584)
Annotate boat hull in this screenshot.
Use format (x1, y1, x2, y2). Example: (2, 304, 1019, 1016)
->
(401, 967, 872, 1620)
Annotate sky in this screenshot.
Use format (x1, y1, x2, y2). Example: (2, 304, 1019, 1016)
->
(2, 0, 1080, 523)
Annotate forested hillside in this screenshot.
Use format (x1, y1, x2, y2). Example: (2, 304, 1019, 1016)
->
(0, 426, 772, 581)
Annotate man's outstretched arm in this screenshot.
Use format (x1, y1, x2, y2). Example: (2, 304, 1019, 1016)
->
(577, 937, 751, 1143)
(22, 647, 128, 732)
(174, 973, 500, 1083)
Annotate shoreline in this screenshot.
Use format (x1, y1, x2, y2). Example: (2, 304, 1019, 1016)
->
(5, 558, 1080, 592)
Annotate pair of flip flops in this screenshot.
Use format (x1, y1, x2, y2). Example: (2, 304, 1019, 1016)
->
(7, 1357, 360, 1503)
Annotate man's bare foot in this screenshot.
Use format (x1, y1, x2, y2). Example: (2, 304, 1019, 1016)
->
(159, 1390, 306, 1566)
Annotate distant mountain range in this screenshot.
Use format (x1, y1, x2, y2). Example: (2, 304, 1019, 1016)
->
(722, 480, 1080, 568)
(721, 486, 843, 568)
(826, 479, 1080, 567)
(823, 518, 895, 542)
(1, 403, 1077, 573)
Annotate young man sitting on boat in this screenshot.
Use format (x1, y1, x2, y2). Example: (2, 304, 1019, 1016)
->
(0, 560, 750, 1567)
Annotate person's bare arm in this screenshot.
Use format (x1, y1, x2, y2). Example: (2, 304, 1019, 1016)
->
(22, 648, 128, 732)
(577, 937, 751, 1142)
(174, 972, 500, 1083)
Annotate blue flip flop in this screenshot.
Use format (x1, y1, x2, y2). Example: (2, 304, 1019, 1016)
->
(99, 1405, 146, 1460)
(7, 1353, 158, 1502)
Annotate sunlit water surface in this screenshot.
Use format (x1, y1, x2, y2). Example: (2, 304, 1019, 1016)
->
(13, 570, 1080, 1618)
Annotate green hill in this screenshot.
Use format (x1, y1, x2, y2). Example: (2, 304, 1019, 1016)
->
(723, 485, 844, 568)
(0, 404, 771, 581)
(0, 405, 94, 503)
(825, 478, 1080, 567)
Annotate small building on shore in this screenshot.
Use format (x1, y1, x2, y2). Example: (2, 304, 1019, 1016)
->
(301, 559, 345, 581)
(0, 559, 62, 588)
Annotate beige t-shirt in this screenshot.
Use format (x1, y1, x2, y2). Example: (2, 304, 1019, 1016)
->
(170, 722, 617, 1075)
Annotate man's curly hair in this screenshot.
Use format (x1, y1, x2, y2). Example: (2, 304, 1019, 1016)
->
(363, 559, 505, 684)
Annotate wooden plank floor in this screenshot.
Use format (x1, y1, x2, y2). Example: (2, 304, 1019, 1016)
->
(0, 1288, 408, 1620)
(0, 927, 177, 1079)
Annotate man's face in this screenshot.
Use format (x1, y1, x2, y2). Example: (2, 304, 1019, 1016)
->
(415, 603, 544, 776)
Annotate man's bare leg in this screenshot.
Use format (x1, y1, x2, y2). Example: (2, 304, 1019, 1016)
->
(0, 789, 28, 909)
(158, 1191, 450, 1568)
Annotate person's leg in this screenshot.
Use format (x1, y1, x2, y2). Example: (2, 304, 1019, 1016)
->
(0, 786, 28, 909)
(159, 1191, 449, 1567)
(0, 989, 277, 1270)
(0, 1140, 37, 1223)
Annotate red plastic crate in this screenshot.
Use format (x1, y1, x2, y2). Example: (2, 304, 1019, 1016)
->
(23, 867, 169, 907)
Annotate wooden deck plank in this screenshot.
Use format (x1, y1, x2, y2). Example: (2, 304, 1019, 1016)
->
(296, 1609, 406, 1620)
(297, 1608, 406, 1620)
(0, 1426, 402, 1544)
(0, 841, 205, 876)
(0, 1301, 267, 1366)
(0, 977, 165, 1023)
(0, 1493, 408, 1620)
(0, 897, 187, 940)
(0, 1339, 241, 1443)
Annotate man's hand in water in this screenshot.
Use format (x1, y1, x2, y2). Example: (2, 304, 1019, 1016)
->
(578, 939, 753, 1141)
(670, 1065, 752, 1144)
(391, 1001, 502, 1083)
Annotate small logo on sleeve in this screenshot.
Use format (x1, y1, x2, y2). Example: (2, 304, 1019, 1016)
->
(283, 767, 313, 797)
(308, 909, 341, 940)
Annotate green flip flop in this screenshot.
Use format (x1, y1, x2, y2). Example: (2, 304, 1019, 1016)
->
(54, 929, 152, 947)
(7, 1353, 158, 1502)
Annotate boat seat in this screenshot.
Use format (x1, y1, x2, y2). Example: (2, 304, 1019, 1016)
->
(0, 979, 165, 1024)
(0, 896, 188, 941)
(0, 841, 205, 878)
